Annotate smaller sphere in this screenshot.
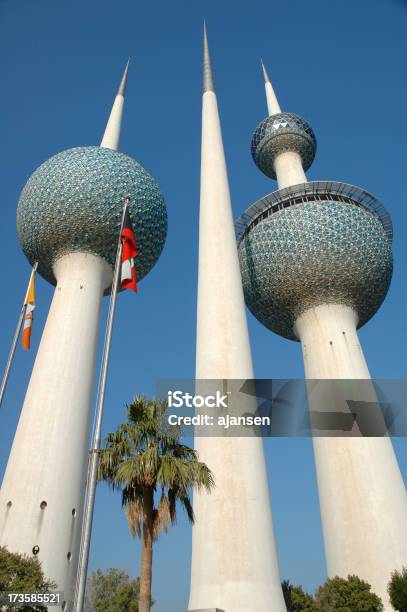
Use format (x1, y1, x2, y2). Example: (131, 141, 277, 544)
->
(251, 112, 316, 179)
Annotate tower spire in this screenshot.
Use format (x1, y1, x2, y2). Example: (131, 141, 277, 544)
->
(253, 60, 309, 188)
(260, 59, 281, 116)
(188, 24, 286, 612)
(116, 57, 130, 96)
(203, 23, 214, 93)
(100, 58, 130, 151)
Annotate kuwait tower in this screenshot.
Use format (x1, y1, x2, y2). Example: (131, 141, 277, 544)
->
(0, 62, 167, 608)
(236, 61, 407, 608)
(188, 29, 286, 612)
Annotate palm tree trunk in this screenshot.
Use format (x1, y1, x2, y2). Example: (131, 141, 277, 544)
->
(139, 487, 154, 612)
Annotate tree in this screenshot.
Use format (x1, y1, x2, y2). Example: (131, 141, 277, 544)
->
(282, 579, 294, 610)
(282, 579, 316, 612)
(388, 566, 407, 612)
(84, 568, 140, 612)
(97, 396, 215, 612)
(291, 584, 317, 611)
(314, 575, 383, 612)
(0, 546, 56, 611)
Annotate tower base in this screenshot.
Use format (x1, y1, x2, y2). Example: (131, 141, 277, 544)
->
(187, 609, 225, 612)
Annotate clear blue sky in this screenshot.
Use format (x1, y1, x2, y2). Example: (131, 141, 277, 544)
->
(0, 0, 406, 609)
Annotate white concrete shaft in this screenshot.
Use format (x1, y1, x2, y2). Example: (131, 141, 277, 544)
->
(265, 81, 281, 116)
(188, 90, 286, 612)
(0, 252, 112, 609)
(294, 303, 407, 609)
(263, 76, 307, 189)
(274, 151, 307, 190)
(100, 94, 124, 150)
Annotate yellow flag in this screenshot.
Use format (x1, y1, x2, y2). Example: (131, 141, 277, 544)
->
(22, 270, 36, 350)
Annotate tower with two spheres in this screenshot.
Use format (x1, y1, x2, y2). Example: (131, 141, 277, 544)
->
(0, 64, 167, 609)
(236, 62, 407, 609)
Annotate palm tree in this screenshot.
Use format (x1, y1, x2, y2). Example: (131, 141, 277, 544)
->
(97, 396, 215, 612)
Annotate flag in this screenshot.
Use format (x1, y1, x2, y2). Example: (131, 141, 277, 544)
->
(120, 206, 137, 292)
(22, 271, 35, 350)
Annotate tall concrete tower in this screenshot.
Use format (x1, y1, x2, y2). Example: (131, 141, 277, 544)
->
(188, 30, 286, 612)
(236, 62, 407, 608)
(0, 63, 167, 609)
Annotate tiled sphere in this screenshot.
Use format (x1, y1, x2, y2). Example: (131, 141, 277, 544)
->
(251, 112, 316, 179)
(238, 201, 392, 340)
(17, 147, 167, 288)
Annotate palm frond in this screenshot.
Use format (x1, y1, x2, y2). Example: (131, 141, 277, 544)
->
(152, 494, 171, 540)
(124, 497, 143, 538)
(179, 494, 195, 524)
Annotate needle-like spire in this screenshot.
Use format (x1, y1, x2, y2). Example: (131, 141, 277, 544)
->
(100, 58, 131, 151)
(203, 22, 215, 93)
(260, 59, 281, 116)
(261, 59, 271, 84)
(117, 57, 130, 97)
(190, 30, 287, 612)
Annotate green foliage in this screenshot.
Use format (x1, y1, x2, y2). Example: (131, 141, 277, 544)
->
(314, 575, 383, 612)
(0, 546, 56, 611)
(388, 566, 407, 612)
(292, 584, 317, 611)
(84, 568, 140, 612)
(282, 575, 384, 611)
(97, 395, 215, 539)
(282, 579, 317, 611)
(282, 579, 294, 610)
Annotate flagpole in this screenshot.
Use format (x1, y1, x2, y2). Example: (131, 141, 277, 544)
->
(0, 261, 38, 409)
(73, 197, 130, 612)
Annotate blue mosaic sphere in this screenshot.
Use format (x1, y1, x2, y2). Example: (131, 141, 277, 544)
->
(238, 197, 392, 340)
(251, 112, 316, 180)
(17, 146, 167, 288)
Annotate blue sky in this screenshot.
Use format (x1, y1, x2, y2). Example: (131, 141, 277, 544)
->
(0, 0, 406, 609)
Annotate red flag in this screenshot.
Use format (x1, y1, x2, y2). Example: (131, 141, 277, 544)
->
(120, 207, 137, 292)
